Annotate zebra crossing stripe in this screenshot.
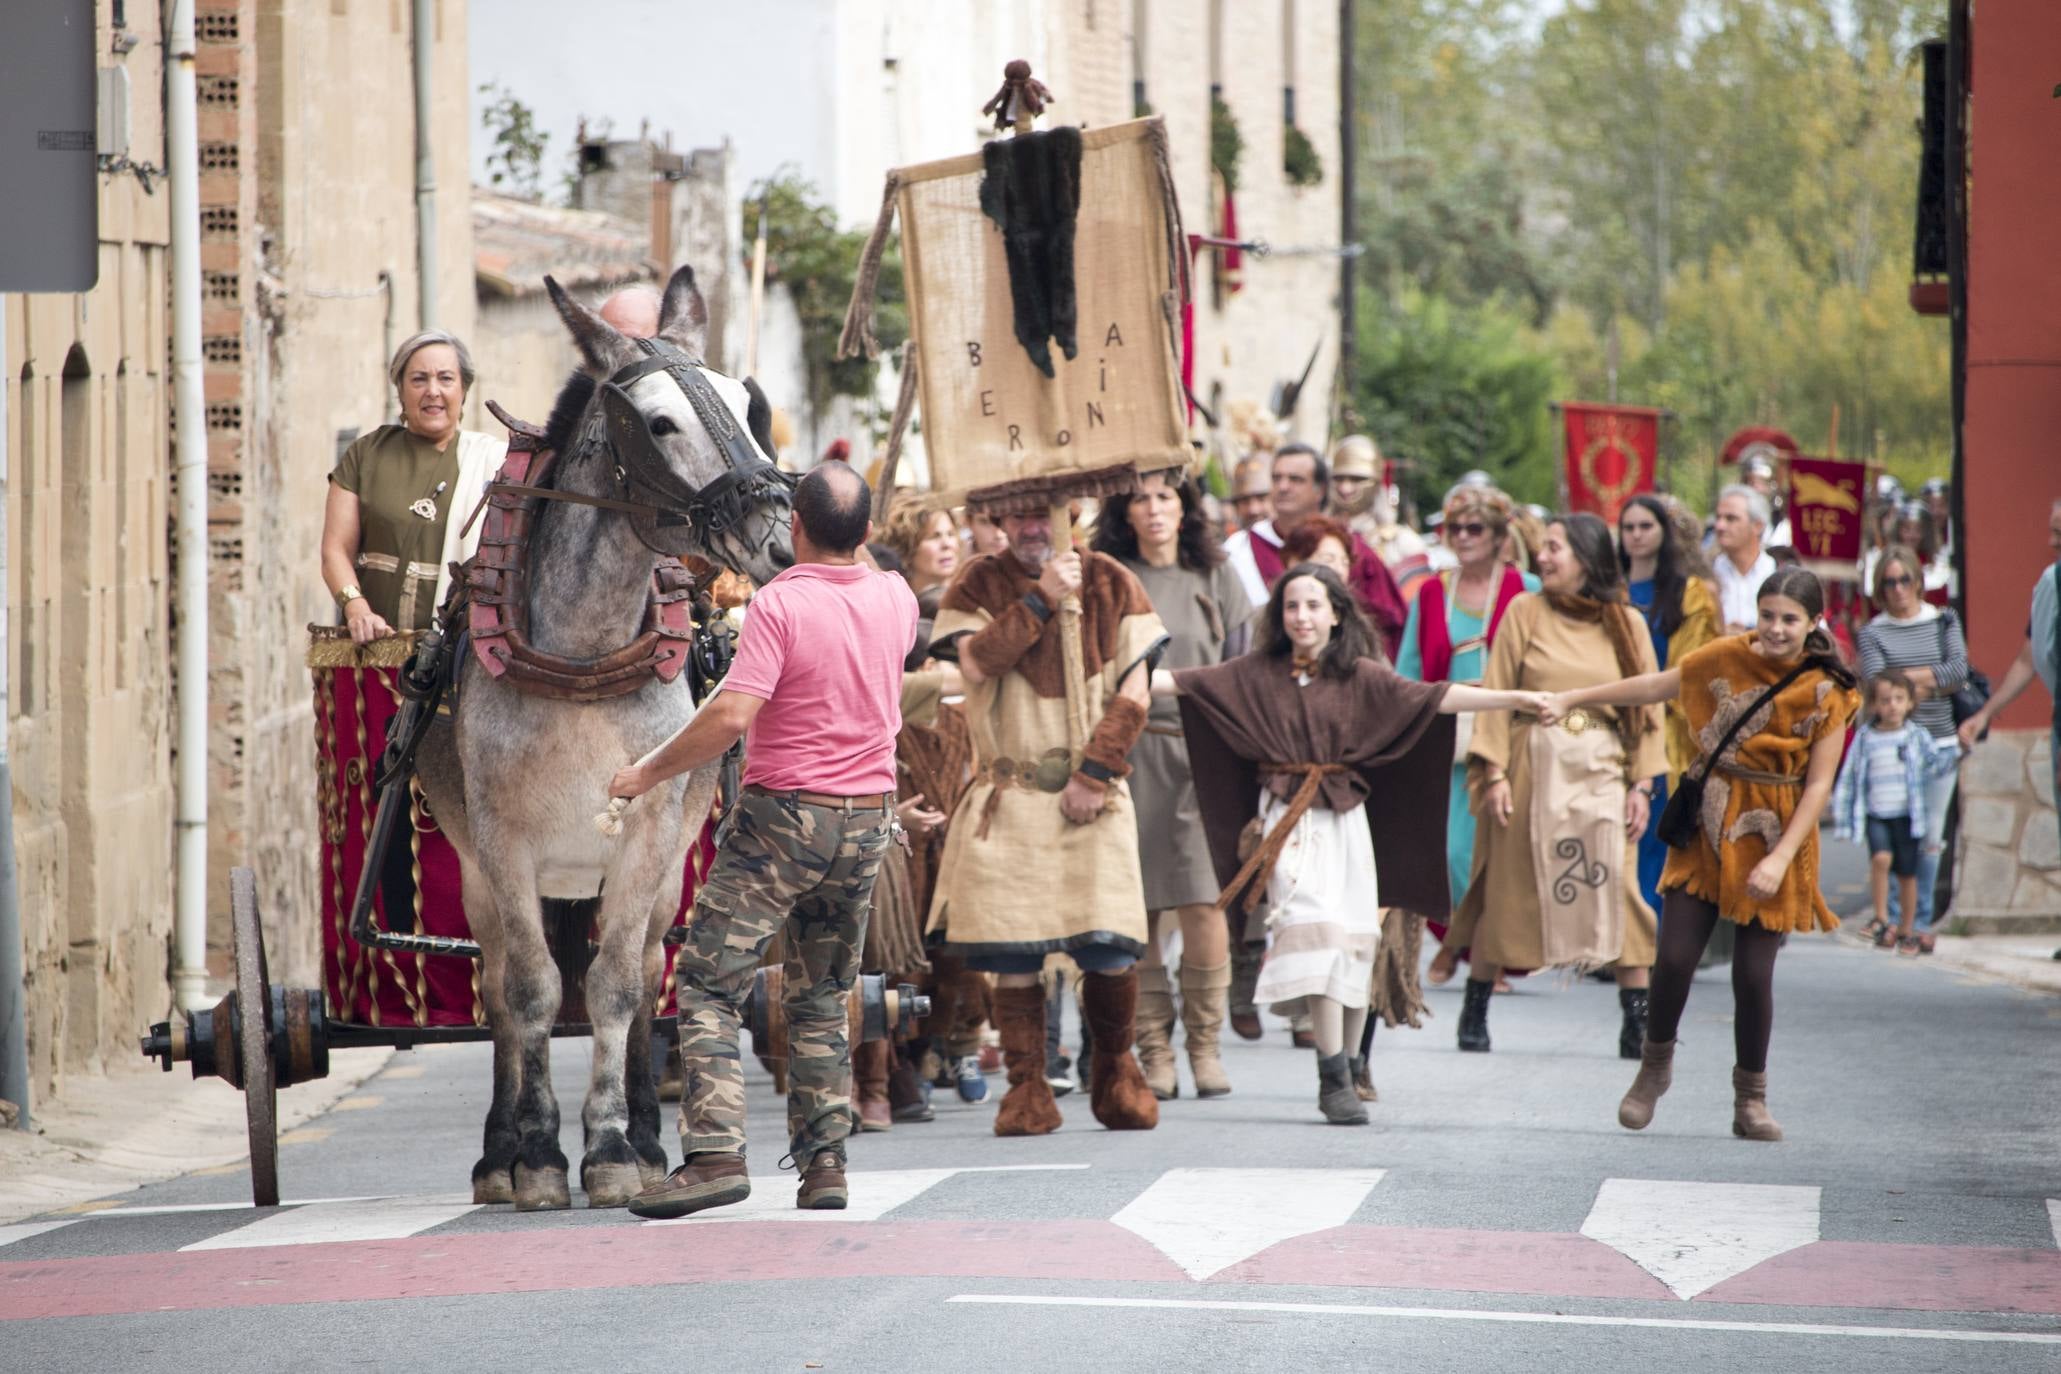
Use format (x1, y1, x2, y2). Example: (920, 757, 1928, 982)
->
(179, 1194, 480, 1251)
(1112, 1167, 1387, 1281)
(0, 1220, 76, 1252)
(1581, 1179, 1820, 1300)
(2049, 1200, 2059, 1249)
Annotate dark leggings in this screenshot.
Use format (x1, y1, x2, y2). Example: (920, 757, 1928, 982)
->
(1647, 891, 1784, 1073)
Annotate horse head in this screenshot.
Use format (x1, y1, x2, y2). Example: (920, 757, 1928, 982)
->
(545, 267, 795, 584)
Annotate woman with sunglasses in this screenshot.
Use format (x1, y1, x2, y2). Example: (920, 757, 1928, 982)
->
(1618, 495, 1720, 931)
(1404, 486, 1539, 998)
(1855, 543, 1972, 951)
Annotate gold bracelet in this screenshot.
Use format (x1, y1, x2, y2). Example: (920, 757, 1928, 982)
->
(334, 583, 365, 612)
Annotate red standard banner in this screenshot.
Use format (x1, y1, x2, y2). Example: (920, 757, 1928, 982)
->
(1787, 455, 1866, 562)
(1561, 403, 1660, 524)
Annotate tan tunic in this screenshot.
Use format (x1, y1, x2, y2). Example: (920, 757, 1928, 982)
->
(927, 556, 1168, 958)
(329, 424, 462, 630)
(1445, 594, 1667, 971)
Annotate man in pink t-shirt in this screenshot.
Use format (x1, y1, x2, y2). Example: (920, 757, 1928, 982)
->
(607, 463, 916, 1220)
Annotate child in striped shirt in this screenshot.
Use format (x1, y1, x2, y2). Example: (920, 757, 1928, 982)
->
(1832, 670, 1965, 954)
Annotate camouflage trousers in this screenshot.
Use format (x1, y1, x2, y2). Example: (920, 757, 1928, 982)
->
(674, 786, 893, 1168)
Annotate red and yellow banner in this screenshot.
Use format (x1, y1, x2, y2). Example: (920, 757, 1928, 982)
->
(1560, 403, 1660, 523)
(1787, 455, 1866, 563)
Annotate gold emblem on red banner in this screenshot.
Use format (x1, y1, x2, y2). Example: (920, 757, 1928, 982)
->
(1577, 415, 1647, 519)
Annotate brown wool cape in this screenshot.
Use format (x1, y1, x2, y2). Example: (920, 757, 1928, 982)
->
(1174, 654, 1458, 920)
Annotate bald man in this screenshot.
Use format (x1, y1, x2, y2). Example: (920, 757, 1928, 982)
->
(599, 286, 662, 339)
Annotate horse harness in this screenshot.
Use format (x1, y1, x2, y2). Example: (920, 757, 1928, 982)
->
(455, 405, 696, 702)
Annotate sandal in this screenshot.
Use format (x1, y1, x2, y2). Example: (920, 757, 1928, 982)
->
(1917, 933, 1936, 956)
(1873, 925, 1899, 950)
(1896, 936, 1921, 957)
(1859, 918, 1889, 944)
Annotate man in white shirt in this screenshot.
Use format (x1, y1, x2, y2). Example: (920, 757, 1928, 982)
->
(1711, 483, 1778, 633)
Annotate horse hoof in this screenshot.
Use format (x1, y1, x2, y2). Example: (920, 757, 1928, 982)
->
(513, 1167, 571, 1212)
(472, 1169, 514, 1205)
(582, 1162, 645, 1209)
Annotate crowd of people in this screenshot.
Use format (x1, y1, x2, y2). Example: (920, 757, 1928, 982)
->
(323, 314, 2059, 1216)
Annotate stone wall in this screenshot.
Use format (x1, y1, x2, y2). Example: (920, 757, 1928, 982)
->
(4, 1, 176, 1100)
(1953, 728, 2061, 932)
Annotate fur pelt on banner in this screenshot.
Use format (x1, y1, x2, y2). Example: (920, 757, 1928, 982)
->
(978, 126, 1083, 378)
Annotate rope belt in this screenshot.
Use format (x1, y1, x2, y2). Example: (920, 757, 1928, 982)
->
(1141, 723, 1184, 738)
(1216, 762, 1348, 915)
(1715, 763, 1801, 787)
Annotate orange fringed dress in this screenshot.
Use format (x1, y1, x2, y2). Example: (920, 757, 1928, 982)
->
(1659, 635, 1859, 932)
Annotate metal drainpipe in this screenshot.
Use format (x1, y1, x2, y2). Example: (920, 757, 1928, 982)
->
(413, 0, 438, 330)
(167, 0, 210, 1013)
(1, 301, 29, 1128)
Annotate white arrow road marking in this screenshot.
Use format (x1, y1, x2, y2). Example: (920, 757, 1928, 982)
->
(1111, 1167, 1387, 1281)
(0, 1220, 77, 1251)
(2048, 1199, 2059, 1249)
(643, 1162, 1090, 1226)
(180, 1194, 481, 1251)
(1581, 1178, 1820, 1300)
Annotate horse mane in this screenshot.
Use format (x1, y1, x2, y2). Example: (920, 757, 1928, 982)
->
(542, 370, 598, 464)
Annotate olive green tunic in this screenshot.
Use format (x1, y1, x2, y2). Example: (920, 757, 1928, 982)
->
(329, 424, 463, 630)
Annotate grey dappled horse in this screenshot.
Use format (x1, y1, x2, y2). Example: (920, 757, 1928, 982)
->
(416, 267, 793, 1210)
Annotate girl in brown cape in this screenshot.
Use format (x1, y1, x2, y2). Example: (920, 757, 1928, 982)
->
(1156, 564, 1545, 1124)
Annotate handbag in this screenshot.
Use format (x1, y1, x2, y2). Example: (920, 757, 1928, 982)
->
(1937, 610, 1992, 732)
(1656, 661, 1816, 849)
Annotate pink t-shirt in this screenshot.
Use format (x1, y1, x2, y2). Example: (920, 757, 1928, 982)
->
(721, 562, 919, 795)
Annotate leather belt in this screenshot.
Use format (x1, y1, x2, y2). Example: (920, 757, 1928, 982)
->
(745, 783, 893, 811)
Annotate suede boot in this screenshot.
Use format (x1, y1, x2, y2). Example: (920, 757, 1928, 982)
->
(1457, 978, 1493, 1053)
(1179, 960, 1233, 1098)
(1080, 968, 1160, 1131)
(1617, 1038, 1675, 1130)
(1731, 1067, 1784, 1141)
(853, 1037, 892, 1131)
(1617, 987, 1650, 1061)
(1316, 1051, 1369, 1125)
(992, 985, 1063, 1137)
(1134, 964, 1179, 1101)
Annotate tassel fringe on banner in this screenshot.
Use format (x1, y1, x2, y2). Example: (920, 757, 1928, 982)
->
(306, 625, 422, 670)
(839, 172, 902, 362)
(963, 462, 1141, 517)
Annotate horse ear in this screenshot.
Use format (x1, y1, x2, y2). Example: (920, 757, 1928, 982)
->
(743, 376, 777, 460)
(545, 275, 635, 376)
(656, 264, 709, 357)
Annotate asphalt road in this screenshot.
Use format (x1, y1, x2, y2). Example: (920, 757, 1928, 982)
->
(7, 838, 2059, 1372)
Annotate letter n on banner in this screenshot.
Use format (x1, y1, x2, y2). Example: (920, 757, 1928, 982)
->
(1561, 403, 1661, 524)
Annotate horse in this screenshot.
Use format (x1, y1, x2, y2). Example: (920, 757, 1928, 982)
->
(416, 266, 793, 1210)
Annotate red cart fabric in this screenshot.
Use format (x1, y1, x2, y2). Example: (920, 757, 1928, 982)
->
(311, 632, 713, 1027)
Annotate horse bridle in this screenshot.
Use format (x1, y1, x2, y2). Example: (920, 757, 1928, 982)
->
(476, 339, 793, 558)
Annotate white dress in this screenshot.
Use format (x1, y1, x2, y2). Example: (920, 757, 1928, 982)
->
(1250, 675, 1384, 1012)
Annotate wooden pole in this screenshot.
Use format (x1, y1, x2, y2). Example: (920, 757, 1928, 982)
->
(1003, 66, 1094, 758)
(744, 191, 769, 375)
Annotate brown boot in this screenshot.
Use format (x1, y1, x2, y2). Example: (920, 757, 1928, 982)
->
(1135, 965, 1179, 1100)
(1617, 1038, 1675, 1131)
(1081, 968, 1160, 1131)
(991, 984, 1063, 1137)
(1179, 960, 1233, 1098)
(853, 1037, 892, 1130)
(1731, 1067, 1784, 1141)
(1230, 941, 1264, 1040)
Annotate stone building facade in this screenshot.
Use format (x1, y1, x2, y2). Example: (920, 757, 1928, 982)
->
(4, 0, 176, 1098)
(1955, 732, 2060, 931)
(5, 0, 479, 1104)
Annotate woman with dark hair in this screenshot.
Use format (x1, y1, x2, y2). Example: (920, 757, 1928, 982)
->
(1091, 469, 1251, 1098)
(1437, 514, 1668, 1058)
(1154, 564, 1541, 1123)
(1619, 494, 1720, 919)
(1544, 568, 1859, 1140)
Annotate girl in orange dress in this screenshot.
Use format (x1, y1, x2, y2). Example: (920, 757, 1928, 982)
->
(1542, 568, 1859, 1142)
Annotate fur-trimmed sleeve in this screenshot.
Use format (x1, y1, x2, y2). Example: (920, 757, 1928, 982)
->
(935, 554, 1046, 678)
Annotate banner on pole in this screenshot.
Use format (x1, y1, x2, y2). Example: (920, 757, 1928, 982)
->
(1560, 402, 1660, 524)
(1787, 455, 1866, 563)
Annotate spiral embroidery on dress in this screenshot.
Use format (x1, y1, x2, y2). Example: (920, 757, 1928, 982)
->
(1552, 836, 1610, 904)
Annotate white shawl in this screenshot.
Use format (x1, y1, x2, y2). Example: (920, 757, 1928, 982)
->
(432, 428, 510, 618)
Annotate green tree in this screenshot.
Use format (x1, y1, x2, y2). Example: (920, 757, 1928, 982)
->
(478, 82, 550, 200)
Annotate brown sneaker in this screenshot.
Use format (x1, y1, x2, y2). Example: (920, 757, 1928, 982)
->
(796, 1152, 848, 1210)
(625, 1151, 750, 1219)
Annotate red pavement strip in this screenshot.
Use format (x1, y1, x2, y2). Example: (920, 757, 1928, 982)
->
(3, 1223, 2058, 1321)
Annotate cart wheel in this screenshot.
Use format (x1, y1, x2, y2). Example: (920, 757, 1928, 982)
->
(230, 868, 280, 1207)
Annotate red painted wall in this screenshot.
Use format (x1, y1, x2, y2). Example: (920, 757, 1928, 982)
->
(1964, 2, 2061, 728)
